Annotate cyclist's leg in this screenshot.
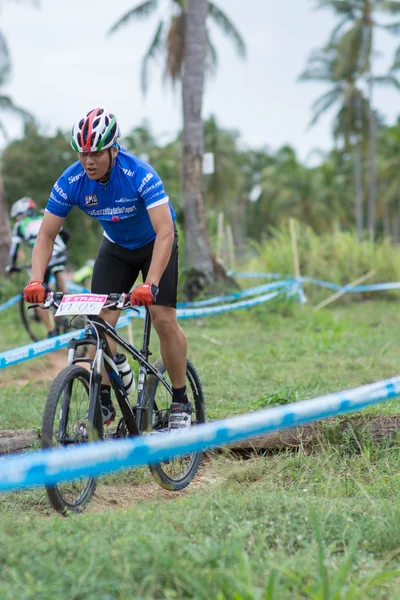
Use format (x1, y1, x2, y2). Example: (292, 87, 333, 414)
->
(53, 265, 68, 294)
(143, 229, 191, 431)
(145, 232, 188, 394)
(90, 238, 140, 362)
(150, 305, 187, 387)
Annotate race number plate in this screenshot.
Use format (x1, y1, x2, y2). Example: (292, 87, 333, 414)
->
(54, 294, 107, 317)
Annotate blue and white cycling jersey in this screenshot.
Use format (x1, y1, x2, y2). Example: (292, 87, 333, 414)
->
(46, 148, 176, 251)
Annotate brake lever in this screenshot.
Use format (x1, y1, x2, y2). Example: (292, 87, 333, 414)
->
(27, 292, 55, 310)
(116, 293, 128, 310)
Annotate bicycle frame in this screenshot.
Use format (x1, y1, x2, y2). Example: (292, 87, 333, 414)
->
(67, 308, 172, 437)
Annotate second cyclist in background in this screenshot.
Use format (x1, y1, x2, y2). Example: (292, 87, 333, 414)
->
(7, 196, 70, 338)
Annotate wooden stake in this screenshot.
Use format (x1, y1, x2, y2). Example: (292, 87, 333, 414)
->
(314, 270, 376, 312)
(226, 224, 236, 269)
(289, 218, 300, 279)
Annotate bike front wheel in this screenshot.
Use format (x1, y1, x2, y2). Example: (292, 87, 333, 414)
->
(41, 365, 103, 514)
(144, 359, 206, 491)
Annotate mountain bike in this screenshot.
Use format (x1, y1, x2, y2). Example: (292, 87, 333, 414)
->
(33, 292, 205, 515)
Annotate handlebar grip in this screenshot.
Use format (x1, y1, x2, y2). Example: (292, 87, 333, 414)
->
(53, 292, 65, 303)
(107, 293, 128, 302)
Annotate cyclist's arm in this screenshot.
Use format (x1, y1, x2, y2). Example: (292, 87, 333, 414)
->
(31, 212, 66, 281)
(146, 203, 175, 286)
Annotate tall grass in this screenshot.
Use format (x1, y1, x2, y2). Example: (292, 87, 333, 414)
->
(244, 224, 400, 286)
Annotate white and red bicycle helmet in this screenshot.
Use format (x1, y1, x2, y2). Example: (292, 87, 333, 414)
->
(10, 197, 37, 219)
(70, 107, 120, 153)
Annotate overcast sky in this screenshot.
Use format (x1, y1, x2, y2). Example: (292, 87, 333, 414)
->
(2, 0, 400, 162)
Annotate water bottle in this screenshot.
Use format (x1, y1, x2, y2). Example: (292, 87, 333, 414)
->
(114, 353, 136, 394)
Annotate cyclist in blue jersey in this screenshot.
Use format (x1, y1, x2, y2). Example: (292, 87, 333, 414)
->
(24, 107, 191, 430)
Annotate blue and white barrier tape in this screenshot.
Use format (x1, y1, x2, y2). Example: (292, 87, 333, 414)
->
(228, 271, 283, 280)
(232, 272, 400, 294)
(177, 280, 293, 308)
(0, 293, 21, 313)
(1, 374, 399, 491)
(0, 287, 291, 369)
(0, 313, 137, 370)
(301, 277, 400, 293)
(176, 289, 283, 318)
(0, 280, 289, 315)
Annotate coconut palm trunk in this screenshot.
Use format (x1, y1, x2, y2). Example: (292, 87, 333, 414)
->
(182, 0, 213, 276)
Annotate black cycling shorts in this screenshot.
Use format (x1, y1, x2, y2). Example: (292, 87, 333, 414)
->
(91, 232, 179, 308)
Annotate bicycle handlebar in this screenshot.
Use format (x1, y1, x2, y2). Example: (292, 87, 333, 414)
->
(27, 292, 138, 313)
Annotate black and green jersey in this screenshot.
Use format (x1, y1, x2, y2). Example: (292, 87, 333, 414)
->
(8, 215, 68, 269)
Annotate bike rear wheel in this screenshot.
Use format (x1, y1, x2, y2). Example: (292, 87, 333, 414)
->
(20, 293, 70, 342)
(144, 359, 206, 491)
(41, 365, 103, 514)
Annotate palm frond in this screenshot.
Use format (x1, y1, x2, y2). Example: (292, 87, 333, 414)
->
(379, 1, 400, 15)
(208, 2, 246, 58)
(0, 119, 8, 142)
(327, 15, 353, 44)
(373, 74, 400, 89)
(0, 95, 34, 122)
(300, 46, 337, 79)
(205, 30, 218, 77)
(108, 0, 159, 36)
(300, 69, 336, 81)
(299, 47, 336, 81)
(0, 30, 11, 83)
(165, 13, 185, 86)
(378, 20, 400, 34)
(315, 0, 358, 17)
(140, 20, 164, 95)
(336, 21, 369, 77)
(309, 87, 343, 126)
(391, 44, 400, 70)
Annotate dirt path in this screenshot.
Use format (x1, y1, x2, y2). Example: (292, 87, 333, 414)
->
(87, 459, 221, 514)
(5, 349, 78, 388)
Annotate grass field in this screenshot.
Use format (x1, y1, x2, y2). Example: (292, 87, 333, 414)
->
(1, 293, 400, 598)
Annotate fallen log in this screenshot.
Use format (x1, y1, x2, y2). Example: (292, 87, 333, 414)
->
(0, 416, 399, 455)
(0, 429, 38, 454)
(229, 415, 400, 451)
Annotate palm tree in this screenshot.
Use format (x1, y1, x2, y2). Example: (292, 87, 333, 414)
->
(108, 0, 246, 94)
(181, 0, 213, 282)
(315, 0, 400, 240)
(256, 146, 340, 234)
(110, 0, 245, 292)
(300, 45, 370, 239)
